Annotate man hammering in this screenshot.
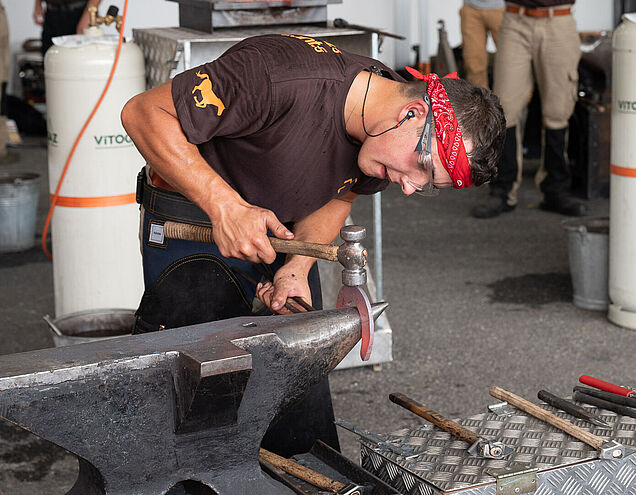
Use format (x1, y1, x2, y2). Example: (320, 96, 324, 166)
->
(122, 33, 505, 456)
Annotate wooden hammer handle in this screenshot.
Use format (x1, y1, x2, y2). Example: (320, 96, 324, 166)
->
(389, 393, 480, 444)
(163, 221, 339, 262)
(259, 448, 344, 493)
(490, 386, 605, 449)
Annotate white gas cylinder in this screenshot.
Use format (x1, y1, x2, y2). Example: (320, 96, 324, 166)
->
(608, 13, 636, 329)
(45, 28, 145, 317)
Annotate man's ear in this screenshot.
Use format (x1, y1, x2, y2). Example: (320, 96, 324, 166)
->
(397, 100, 430, 124)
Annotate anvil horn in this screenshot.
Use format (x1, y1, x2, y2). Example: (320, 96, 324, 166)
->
(0, 303, 388, 495)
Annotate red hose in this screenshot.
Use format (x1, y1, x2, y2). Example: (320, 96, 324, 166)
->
(41, 0, 129, 259)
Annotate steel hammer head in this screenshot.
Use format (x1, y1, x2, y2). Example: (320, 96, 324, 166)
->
(337, 225, 367, 287)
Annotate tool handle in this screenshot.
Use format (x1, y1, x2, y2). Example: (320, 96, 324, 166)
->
(490, 387, 605, 449)
(259, 448, 344, 493)
(574, 386, 636, 408)
(163, 221, 339, 262)
(389, 393, 479, 444)
(538, 390, 592, 419)
(579, 375, 636, 398)
(573, 391, 636, 419)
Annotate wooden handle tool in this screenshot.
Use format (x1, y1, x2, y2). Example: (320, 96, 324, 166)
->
(490, 386, 624, 459)
(259, 448, 345, 493)
(389, 393, 513, 459)
(163, 221, 339, 261)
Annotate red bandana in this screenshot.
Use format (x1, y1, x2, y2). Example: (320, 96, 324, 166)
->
(405, 66, 472, 189)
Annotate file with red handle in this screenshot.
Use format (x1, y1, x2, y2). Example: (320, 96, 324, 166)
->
(579, 375, 636, 398)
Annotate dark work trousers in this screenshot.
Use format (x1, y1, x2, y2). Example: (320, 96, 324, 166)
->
(489, 126, 517, 199)
(41, 2, 87, 55)
(136, 208, 341, 459)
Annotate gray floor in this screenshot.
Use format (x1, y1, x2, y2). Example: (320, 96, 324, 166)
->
(1, 137, 634, 494)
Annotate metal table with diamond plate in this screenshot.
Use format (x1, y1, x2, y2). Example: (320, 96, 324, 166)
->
(360, 402, 636, 494)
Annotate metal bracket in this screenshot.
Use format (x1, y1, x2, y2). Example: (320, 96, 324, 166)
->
(488, 401, 517, 417)
(599, 440, 625, 459)
(486, 463, 538, 495)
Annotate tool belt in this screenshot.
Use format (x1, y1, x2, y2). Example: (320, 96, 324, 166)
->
(506, 5, 571, 17)
(136, 167, 211, 226)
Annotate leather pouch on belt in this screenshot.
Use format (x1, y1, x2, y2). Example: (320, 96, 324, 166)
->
(134, 254, 252, 334)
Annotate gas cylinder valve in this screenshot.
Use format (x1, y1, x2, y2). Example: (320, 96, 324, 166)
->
(88, 5, 122, 31)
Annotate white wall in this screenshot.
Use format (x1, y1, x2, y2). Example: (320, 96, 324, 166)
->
(327, 0, 397, 68)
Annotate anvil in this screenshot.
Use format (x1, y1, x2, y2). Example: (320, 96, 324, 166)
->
(0, 303, 387, 495)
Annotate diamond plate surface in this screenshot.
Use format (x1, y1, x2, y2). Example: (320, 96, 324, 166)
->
(361, 403, 636, 494)
(133, 29, 181, 88)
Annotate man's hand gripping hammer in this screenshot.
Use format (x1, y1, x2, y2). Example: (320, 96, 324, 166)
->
(162, 222, 376, 361)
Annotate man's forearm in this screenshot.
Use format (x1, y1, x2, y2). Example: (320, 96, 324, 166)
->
(283, 193, 356, 275)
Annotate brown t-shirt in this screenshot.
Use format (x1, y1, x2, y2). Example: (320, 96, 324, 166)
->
(171, 34, 395, 223)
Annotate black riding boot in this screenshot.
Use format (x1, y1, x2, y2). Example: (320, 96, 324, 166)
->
(539, 128, 587, 216)
(472, 126, 517, 218)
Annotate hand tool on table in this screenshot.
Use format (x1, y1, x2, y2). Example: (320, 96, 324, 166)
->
(334, 419, 420, 457)
(163, 222, 375, 360)
(490, 386, 624, 459)
(333, 18, 406, 40)
(389, 393, 514, 459)
(579, 374, 636, 398)
(537, 389, 610, 428)
(259, 448, 365, 495)
(574, 385, 636, 409)
(573, 390, 636, 419)
(0, 303, 388, 495)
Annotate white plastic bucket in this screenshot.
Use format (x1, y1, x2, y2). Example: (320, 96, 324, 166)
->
(0, 172, 40, 253)
(562, 217, 609, 311)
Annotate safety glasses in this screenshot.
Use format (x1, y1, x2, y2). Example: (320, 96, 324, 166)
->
(408, 96, 439, 197)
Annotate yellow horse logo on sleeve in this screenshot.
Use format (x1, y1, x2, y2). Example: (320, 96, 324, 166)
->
(192, 71, 226, 116)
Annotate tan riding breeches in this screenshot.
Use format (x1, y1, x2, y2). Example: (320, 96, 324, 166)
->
(460, 4, 504, 89)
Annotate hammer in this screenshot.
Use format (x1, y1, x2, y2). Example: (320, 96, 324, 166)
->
(160, 221, 375, 360)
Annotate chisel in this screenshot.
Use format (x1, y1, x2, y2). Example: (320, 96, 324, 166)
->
(490, 386, 624, 459)
(579, 375, 636, 398)
(538, 390, 610, 428)
(573, 386, 636, 409)
(573, 390, 636, 420)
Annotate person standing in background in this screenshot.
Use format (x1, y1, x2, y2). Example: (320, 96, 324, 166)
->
(0, 1, 10, 162)
(460, 0, 504, 89)
(33, 0, 101, 55)
(472, 1, 586, 218)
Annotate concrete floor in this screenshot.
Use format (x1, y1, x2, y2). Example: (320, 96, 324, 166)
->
(1, 137, 635, 494)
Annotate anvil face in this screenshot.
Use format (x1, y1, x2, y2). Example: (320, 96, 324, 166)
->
(0, 303, 387, 495)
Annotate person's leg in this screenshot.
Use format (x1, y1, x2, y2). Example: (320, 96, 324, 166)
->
(533, 10, 585, 215)
(41, 3, 87, 55)
(0, 2, 8, 160)
(460, 4, 490, 89)
(472, 11, 534, 218)
(260, 261, 341, 457)
(485, 6, 505, 46)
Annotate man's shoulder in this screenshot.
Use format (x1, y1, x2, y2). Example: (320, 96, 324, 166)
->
(225, 34, 370, 83)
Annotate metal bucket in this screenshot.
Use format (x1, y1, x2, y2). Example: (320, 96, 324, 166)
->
(562, 217, 609, 311)
(43, 308, 135, 347)
(0, 172, 40, 253)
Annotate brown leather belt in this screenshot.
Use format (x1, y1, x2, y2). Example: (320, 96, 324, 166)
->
(506, 5, 571, 17)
